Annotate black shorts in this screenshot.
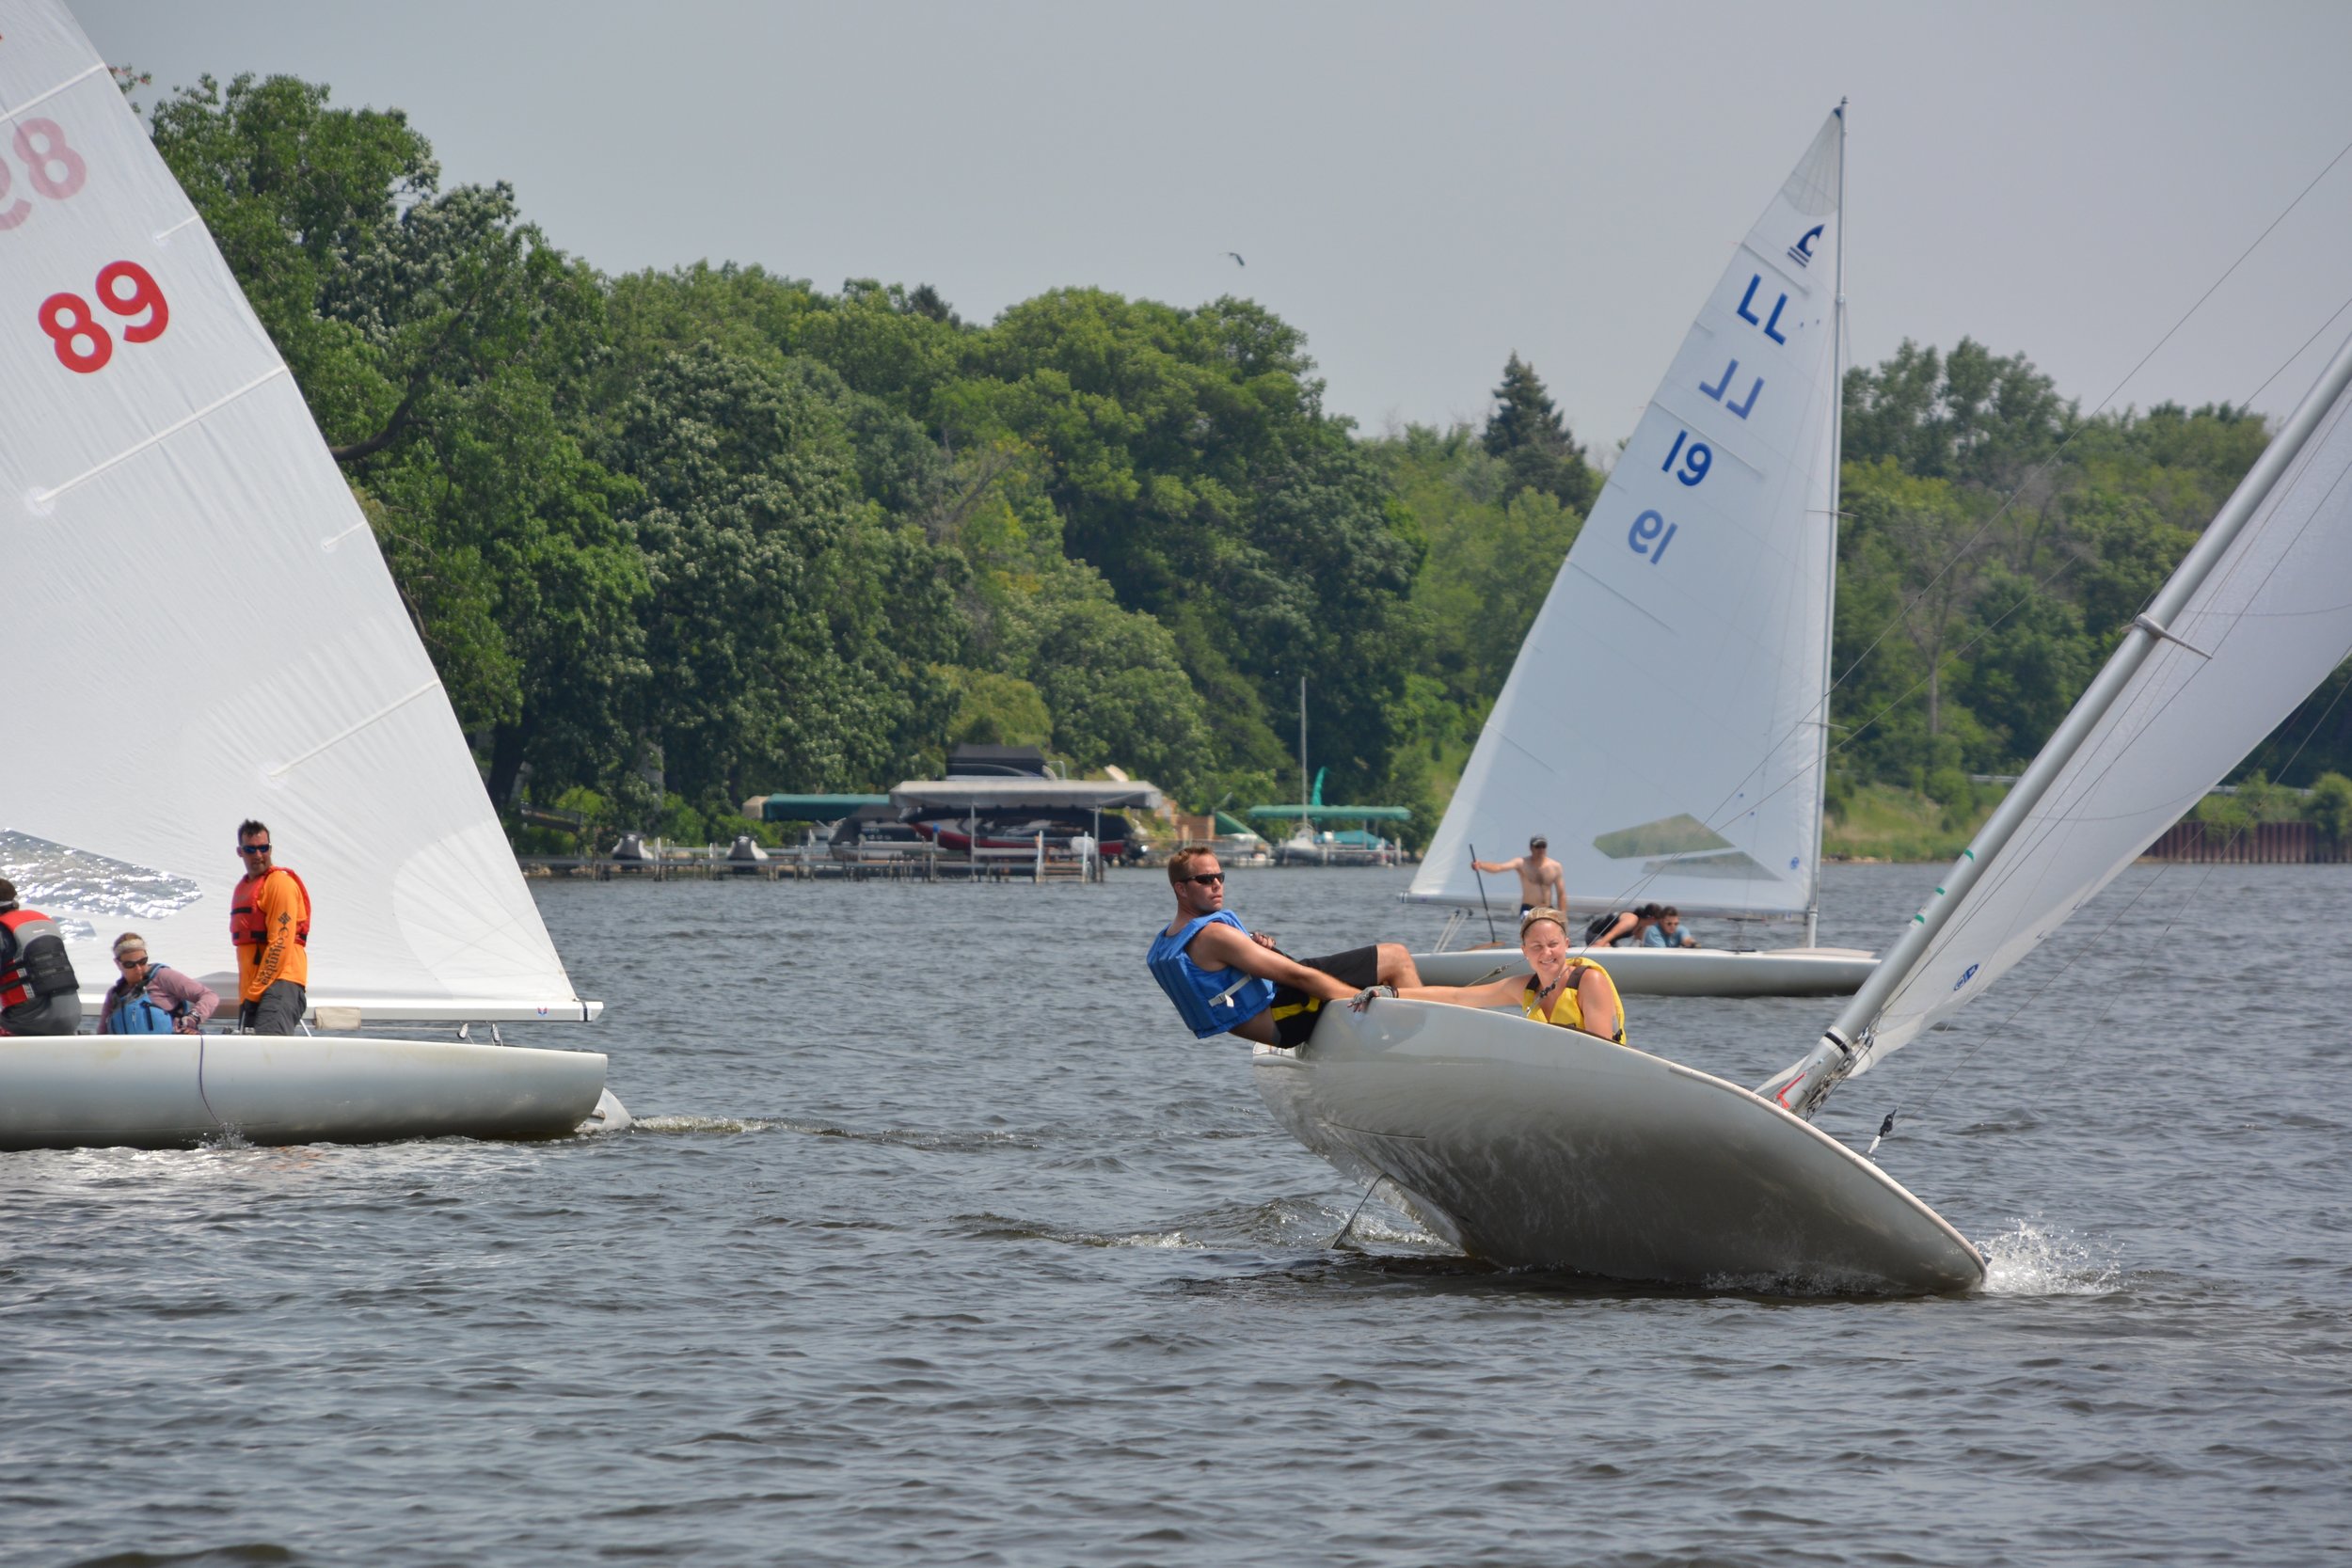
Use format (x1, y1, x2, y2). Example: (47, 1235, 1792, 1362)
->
(1263, 944, 1379, 1048)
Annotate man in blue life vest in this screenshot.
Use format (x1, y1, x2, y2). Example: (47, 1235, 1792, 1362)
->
(1148, 847, 1421, 1048)
(0, 877, 84, 1036)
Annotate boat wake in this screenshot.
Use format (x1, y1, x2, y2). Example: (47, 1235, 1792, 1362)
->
(622, 1115, 1041, 1153)
(627, 1114, 779, 1136)
(1976, 1217, 2122, 1296)
(958, 1194, 1453, 1256)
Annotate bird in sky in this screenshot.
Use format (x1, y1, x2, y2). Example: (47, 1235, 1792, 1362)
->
(1226, 251, 1246, 267)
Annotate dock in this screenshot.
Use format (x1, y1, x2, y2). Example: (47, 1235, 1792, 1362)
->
(518, 840, 1107, 882)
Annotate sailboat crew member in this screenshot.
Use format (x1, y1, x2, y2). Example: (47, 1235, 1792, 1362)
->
(1471, 835, 1564, 915)
(1148, 847, 1422, 1047)
(0, 878, 83, 1036)
(99, 931, 220, 1035)
(230, 820, 311, 1035)
(1367, 908, 1625, 1043)
(1584, 902, 1662, 949)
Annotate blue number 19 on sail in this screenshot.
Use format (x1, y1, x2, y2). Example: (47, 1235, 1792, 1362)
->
(1629, 509, 1677, 563)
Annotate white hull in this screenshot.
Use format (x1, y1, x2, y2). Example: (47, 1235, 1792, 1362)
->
(1411, 944, 1876, 997)
(0, 1034, 608, 1152)
(1252, 1000, 1983, 1293)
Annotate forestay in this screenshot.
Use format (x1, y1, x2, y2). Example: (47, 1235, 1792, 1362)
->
(0, 0, 594, 1022)
(1411, 111, 1844, 920)
(1845, 334, 2352, 1072)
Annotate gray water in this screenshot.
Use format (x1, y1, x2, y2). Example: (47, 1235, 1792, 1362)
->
(4, 863, 2346, 1566)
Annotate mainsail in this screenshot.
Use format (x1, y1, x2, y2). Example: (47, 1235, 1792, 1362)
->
(1761, 327, 2352, 1112)
(1841, 331, 2352, 1070)
(0, 1, 593, 1021)
(1411, 110, 1846, 921)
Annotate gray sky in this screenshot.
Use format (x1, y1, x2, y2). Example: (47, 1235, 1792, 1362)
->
(74, 1, 2352, 450)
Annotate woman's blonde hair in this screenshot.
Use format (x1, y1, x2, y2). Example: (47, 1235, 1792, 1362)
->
(112, 930, 148, 958)
(1518, 908, 1567, 939)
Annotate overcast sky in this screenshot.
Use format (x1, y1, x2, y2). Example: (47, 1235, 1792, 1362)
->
(73, 1, 2352, 450)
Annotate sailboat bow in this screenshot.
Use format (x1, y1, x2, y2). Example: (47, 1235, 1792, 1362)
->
(1258, 1000, 1984, 1293)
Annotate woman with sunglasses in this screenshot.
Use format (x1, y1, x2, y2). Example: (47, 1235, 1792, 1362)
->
(98, 931, 220, 1035)
(1365, 907, 1625, 1044)
(1148, 847, 1422, 1048)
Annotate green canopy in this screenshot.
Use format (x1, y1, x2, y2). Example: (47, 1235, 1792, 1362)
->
(1245, 803, 1413, 822)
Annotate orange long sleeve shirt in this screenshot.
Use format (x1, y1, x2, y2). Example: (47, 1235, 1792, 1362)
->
(235, 867, 310, 1001)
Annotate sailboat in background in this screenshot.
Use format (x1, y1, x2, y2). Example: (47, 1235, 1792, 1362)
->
(1410, 109, 1874, 998)
(0, 0, 618, 1148)
(1263, 271, 2352, 1291)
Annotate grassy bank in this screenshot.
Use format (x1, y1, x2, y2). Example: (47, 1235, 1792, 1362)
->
(1820, 783, 2002, 863)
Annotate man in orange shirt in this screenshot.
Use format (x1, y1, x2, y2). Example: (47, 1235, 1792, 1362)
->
(230, 819, 311, 1034)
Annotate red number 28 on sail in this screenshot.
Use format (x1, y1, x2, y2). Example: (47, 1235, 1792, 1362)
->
(39, 261, 169, 372)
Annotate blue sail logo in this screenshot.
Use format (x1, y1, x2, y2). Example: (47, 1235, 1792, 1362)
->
(1788, 224, 1824, 269)
(1951, 962, 1979, 991)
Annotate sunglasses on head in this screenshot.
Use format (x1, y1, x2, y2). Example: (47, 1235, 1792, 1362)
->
(1184, 871, 1226, 886)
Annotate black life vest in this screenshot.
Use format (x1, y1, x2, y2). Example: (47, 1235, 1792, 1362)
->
(0, 908, 80, 1008)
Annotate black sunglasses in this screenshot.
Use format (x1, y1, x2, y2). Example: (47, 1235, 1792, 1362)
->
(237, 843, 272, 854)
(1184, 871, 1226, 886)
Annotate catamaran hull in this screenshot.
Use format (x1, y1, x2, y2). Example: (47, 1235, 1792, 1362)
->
(1409, 945, 1877, 997)
(0, 1035, 609, 1151)
(1252, 1000, 1983, 1293)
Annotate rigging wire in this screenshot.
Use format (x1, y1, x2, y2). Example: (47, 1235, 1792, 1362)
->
(1820, 129, 2352, 719)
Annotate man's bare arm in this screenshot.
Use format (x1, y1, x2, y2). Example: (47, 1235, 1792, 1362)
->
(1189, 923, 1356, 1002)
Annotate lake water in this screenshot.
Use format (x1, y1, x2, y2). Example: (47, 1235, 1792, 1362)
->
(3, 862, 2346, 1565)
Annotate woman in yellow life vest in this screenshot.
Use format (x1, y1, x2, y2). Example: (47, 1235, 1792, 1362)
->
(1375, 907, 1625, 1043)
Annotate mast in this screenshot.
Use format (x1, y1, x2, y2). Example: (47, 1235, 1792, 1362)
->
(1298, 676, 1310, 838)
(1804, 99, 1848, 950)
(1762, 325, 2352, 1118)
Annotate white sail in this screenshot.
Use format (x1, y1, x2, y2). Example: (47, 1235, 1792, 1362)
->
(1412, 111, 1845, 920)
(0, 2, 592, 1022)
(1846, 335, 2352, 1072)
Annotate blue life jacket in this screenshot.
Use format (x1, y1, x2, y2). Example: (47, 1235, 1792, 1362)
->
(1147, 911, 1276, 1038)
(105, 963, 183, 1035)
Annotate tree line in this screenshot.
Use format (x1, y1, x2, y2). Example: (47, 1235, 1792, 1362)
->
(146, 72, 2352, 849)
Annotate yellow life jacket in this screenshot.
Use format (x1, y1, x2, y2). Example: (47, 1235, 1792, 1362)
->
(1521, 958, 1627, 1044)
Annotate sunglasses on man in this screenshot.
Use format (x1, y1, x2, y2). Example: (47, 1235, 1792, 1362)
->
(237, 843, 272, 855)
(1184, 871, 1226, 886)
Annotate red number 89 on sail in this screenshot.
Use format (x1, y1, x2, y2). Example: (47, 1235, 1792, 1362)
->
(38, 261, 170, 372)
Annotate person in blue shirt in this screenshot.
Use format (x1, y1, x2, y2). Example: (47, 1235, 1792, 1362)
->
(1148, 847, 1421, 1048)
(1642, 906, 1699, 948)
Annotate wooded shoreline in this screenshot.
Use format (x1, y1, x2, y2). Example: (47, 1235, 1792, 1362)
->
(144, 70, 2352, 859)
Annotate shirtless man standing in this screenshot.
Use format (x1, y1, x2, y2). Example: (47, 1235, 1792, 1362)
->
(1472, 835, 1565, 915)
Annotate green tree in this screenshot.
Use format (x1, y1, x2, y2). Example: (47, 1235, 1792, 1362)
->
(1482, 354, 1596, 511)
(601, 344, 960, 809)
(2305, 772, 2352, 841)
